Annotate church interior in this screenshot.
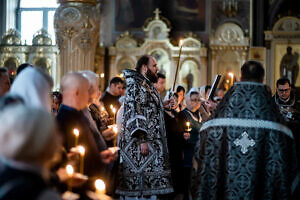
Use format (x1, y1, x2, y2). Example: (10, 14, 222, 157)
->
(0, 0, 300, 93)
(0, 1, 300, 199)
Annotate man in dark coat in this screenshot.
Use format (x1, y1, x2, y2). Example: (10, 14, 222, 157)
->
(57, 72, 112, 179)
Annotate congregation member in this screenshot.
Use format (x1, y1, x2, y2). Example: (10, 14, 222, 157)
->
(116, 55, 173, 199)
(16, 63, 33, 75)
(273, 77, 300, 198)
(0, 67, 10, 97)
(175, 85, 186, 112)
(56, 72, 113, 180)
(154, 72, 167, 99)
(101, 76, 124, 120)
(192, 60, 298, 200)
(0, 105, 62, 199)
(52, 91, 63, 116)
(80, 70, 115, 149)
(177, 88, 203, 200)
(164, 92, 186, 200)
(273, 77, 300, 124)
(10, 67, 53, 112)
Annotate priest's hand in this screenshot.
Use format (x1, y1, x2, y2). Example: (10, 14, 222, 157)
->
(140, 142, 149, 155)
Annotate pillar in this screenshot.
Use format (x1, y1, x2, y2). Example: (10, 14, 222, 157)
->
(54, 0, 100, 79)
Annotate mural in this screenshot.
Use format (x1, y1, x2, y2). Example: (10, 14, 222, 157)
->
(115, 0, 206, 31)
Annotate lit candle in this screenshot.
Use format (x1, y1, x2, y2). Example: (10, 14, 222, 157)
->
(228, 72, 234, 86)
(66, 164, 74, 191)
(112, 107, 116, 124)
(77, 145, 85, 174)
(186, 121, 190, 131)
(110, 104, 113, 110)
(100, 73, 105, 78)
(95, 179, 106, 195)
(73, 128, 79, 147)
(113, 125, 118, 146)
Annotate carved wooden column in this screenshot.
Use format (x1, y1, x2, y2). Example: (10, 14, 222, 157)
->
(54, 0, 100, 78)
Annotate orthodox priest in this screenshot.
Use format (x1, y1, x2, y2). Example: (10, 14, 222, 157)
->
(191, 60, 298, 200)
(116, 55, 173, 199)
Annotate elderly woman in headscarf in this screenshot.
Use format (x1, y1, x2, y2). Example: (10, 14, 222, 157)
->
(0, 105, 62, 199)
(9, 67, 53, 112)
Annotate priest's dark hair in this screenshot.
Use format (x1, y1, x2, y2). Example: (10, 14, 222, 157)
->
(276, 77, 290, 87)
(136, 55, 151, 73)
(241, 60, 264, 83)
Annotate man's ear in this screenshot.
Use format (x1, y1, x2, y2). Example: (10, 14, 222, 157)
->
(141, 64, 147, 74)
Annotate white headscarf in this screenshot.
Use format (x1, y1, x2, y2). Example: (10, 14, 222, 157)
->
(10, 67, 53, 112)
(187, 87, 200, 100)
(0, 105, 55, 161)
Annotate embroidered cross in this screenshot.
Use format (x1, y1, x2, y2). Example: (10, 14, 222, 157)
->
(234, 131, 255, 154)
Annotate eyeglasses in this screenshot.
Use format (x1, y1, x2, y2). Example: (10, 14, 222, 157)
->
(278, 88, 290, 93)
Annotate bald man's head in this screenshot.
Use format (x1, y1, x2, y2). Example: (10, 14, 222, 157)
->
(60, 72, 89, 110)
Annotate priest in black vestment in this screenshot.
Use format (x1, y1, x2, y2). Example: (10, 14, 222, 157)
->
(191, 61, 299, 200)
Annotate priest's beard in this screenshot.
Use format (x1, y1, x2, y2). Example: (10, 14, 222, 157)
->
(146, 68, 158, 83)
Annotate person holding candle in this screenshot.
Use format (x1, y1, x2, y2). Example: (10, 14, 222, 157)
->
(80, 70, 116, 149)
(163, 92, 187, 200)
(100, 77, 124, 123)
(57, 72, 114, 181)
(177, 88, 203, 200)
(117, 55, 173, 199)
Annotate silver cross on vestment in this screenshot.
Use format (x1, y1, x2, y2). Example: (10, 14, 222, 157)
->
(234, 131, 255, 154)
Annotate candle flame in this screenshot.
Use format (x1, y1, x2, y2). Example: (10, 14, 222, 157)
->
(113, 126, 118, 133)
(110, 104, 113, 109)
(100, 73, 104, 78)
(73, 128, 79, 137)
(95, 179, 106, 192)
(101, 107, 105, 112)
(179, 39, 184, 47)
(77, 145, 85, 156)
(66, 164, 74, 176)
(186, 121, 190, 127)
(112, 107, 116, 114)
(228, 72, 234, 79)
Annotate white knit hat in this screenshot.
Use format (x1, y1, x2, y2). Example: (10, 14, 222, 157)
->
(0, 105, 55, 161)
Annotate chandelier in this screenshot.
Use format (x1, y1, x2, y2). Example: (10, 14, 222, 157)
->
(223, 0, 238, 18)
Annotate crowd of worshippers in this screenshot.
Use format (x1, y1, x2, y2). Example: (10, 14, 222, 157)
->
(0, 57, 299, 200)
